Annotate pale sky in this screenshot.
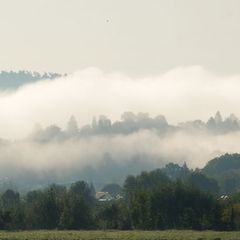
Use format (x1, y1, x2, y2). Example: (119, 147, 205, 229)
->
(0, 0, 240, 75)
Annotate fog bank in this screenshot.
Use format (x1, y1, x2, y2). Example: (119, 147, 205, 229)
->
(0, 66, 239, 138)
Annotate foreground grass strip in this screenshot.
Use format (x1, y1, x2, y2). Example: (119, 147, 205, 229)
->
(0, 230, 239, 240)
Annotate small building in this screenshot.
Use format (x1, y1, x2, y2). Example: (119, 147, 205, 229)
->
(219, 195, 229, 200)
(95, 191, 113, 202)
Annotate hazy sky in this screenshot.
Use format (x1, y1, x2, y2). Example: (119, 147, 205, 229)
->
(1, 0, 240, 75)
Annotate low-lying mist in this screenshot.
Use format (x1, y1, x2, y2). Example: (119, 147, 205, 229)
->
(0, 66, 239, 188)
(0, 125, 239, 189)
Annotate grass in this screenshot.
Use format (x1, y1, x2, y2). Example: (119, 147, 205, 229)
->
(0, 230, 239, 240)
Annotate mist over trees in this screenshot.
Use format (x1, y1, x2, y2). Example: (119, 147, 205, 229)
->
(30, 112, 169, 141)
(0, 111, 238, 191)
(29, 111, 240, 142)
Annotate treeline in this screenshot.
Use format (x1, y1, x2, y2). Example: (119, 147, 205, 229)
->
(30, 111, 240, 143)
(0, 70, 61, 89)
(0, 169, 239, 230)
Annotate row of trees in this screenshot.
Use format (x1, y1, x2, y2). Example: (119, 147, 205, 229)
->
(31, 111, 240, 143)
(0, 169, 239, 230)
(31, 112, 168, 142)
(0, 181, 95, 230)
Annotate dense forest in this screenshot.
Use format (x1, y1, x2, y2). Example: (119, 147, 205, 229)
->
(1, 155, 240, 231)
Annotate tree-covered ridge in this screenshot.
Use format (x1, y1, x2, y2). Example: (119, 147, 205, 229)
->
(162, 154, 240, 195)
(202, 153, 240, 194)
(203, 153, 240, 176)
(0, 70, 62, 89)
(0, 168, 239, 231)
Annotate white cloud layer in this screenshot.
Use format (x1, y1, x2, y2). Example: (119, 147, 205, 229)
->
(0, 66, 239, 179)
(0, 66, 239, 139)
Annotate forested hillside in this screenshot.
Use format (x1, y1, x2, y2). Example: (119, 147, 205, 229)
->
(0, 167, 239, 231)
(202, 153, 240, 194)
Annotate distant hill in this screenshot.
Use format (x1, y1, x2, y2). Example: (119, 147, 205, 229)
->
(202, 153, 240, 194)
(202, 153, 240, 176)
(0, 70, 62, 89)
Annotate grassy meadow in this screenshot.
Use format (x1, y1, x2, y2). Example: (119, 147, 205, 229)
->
(0, 230, 239, 240)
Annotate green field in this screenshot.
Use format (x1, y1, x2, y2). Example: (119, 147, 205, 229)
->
(0, 230, 239, 240)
